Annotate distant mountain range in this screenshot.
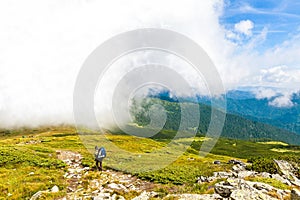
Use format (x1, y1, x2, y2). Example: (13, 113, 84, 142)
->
(149, 88, 300, 135)
(130, 97, 300, 145)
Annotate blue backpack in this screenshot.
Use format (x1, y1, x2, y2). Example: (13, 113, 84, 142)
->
(96, 147, 106, 161)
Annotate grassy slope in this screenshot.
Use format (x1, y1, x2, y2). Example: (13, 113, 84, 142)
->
(0, 126, 299, 199)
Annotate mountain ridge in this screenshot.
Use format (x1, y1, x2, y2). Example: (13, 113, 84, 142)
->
(131, 97, 300, 145)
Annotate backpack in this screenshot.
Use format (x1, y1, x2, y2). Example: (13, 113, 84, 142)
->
(96, 147, 106, 161)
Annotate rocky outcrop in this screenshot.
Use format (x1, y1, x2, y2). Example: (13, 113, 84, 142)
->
(274, 159, 300, 187)
(196, 159, 300, 200)
(214, 178, 289, 200)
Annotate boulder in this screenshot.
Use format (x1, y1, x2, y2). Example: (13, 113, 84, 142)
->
(213, 160, 221, 165)
(274, 159, 300, 186)
(274, 160, 296, 177)
(214, 182, 235, 197)
(107, 183, 127, 191)
(213, 171, 234, 179)
(232, 164, 246, 172)
(132, 191, 158, 200)
(51, 185, 59, 193)
(237, 170, 256, 178)
(228, 159, 246, 167)
(30, 191, 43, 200)
(230, 189, 276, 200)
(251, 182, 274, 192)
(214, 178, 288, 200)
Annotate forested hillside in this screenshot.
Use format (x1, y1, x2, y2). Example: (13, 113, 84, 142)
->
(130, 98, 300, 145)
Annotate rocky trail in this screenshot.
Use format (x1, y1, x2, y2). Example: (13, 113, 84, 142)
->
(30, 150, 300, 200)
(55, 150, 159, 200)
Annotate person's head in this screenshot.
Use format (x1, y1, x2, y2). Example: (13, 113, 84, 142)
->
(95, 146, 98, 150)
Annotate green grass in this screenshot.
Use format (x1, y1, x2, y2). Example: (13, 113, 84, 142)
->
(0, 126, 299, 199)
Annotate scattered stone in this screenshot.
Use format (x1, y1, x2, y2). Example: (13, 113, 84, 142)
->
(132, 191, 158, 200)
(213, 160, 221, 165)
(29, 172, 35, 175)
(93, 192, 111, 200)
(197, 176, 209, 183)
(30, 191, 43, 200)
(107, 183, 127, 191)
(228, 159, 246, 167)
(230, 189, 276, 200)
(260, 172, 272, 178)
(232, 163, 247, 172)
(51, 185, 59, 193)
(237, 170, 256, 178)
(166, 193, 223, 200)
(214, 182, 235, 197)
(213, 171, 234, 179)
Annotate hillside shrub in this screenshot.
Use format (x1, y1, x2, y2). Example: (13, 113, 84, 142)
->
(248, 157, 278, 174)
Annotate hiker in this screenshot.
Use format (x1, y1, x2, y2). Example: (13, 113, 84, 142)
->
(94, 146, 106, 171)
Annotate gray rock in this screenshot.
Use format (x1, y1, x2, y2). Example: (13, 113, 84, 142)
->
(228, 159, 246, 167)
(232, 164, 245, 172)
(197, 176, 209, 183)
(30, 191, 43, 200)
(51, 185, 59, 193)
(214, 182, 235, 197)
(107, 183, 127, 191)
(274, 159, 296, 177)
(237, 170, 256, 178)
(213, 160, 221, 165)
(230, 189, 277, 200)
(260, 172, 271, 178)
(167, 193, 223, 200)
(213, 171, 234, 179)
(291, 188, 300, 200)
(271, 174, 291, 186)
(93, 192, 111, 200)
(132, 191, 158, 200)
(251, 182, 274, 192)
(215, 178, 288, 200)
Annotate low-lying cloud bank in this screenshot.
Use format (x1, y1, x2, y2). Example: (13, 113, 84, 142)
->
(0, 0, 299, 128)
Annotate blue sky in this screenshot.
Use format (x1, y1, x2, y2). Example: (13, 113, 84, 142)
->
(221, 0, 300, 50)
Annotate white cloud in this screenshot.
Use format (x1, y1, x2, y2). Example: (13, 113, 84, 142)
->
(234, 20, 254, 36)
(261, 66, 292, 83)
(269, 94, 294, 108)
(254, 88, 277, 100)
(250, 65, 300, 89)
(0, 0, 230, 128)
(0, 0, 299, 128)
